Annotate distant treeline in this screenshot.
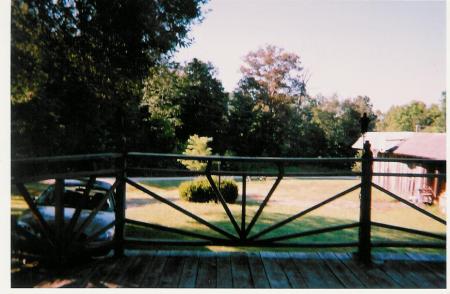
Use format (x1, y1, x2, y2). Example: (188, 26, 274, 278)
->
(11, 0, 445, 161)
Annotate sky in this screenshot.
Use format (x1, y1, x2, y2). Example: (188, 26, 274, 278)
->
(174, 0, 446, 112)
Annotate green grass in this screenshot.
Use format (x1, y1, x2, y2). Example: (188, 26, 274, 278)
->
(139, 179, 190, 190)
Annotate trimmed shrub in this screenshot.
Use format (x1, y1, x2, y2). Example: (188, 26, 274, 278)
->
(179, 177, 238, 203)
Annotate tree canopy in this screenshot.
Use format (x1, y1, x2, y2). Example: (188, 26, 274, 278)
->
(376, 93, 446, 133)
(141, 59, 228, 153)
(11, 0, 207, 156)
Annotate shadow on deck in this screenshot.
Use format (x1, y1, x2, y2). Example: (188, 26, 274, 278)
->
(11, 250, 446, 288)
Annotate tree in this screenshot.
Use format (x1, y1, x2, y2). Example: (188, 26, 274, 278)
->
(240, 45, 307, 100)
(11, 0, 207, 156)
(140, 64, 183, 152)
(140, 59, 228, 153)
(179, 134, 212, 171)
(232, 45, 315, 157)
(312, 95, 377, 162)
(226, 91, 258, 155)
(177, 59, 229, 153)
(376, 97, 446, 132)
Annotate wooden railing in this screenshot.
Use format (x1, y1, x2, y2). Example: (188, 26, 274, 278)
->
(11, 142, 446, 264)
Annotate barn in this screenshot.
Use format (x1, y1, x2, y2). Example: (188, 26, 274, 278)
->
(352, 132, 446, 206)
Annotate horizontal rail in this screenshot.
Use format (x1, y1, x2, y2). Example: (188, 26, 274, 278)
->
(127, 167, 360, 177)
(12, 153, 122, 163)
(128, 152, 361, 163)
(126, 168, 204, 176)
(373, 172, 446, 178)
(11, 169, 119, 184)
(371, 222, 446, 241)
(124, 238, 215, 247)
(371, 241, 445, 249)
(123, 238, 360, 248)
(12, 152, 445, 165)
(251, 241, 360, 248)
(372, 158, 446, 164)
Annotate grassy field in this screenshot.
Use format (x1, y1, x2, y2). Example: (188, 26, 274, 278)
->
(11, 178, 446, 254)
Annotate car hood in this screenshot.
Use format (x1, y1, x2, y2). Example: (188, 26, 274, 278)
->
(18, 206, 115, 237)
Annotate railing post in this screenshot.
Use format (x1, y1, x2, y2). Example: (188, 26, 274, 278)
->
(114, 153, 126, 257)
(54, 178, 65, 263)
(358, 141, 373, 264)
(241, 175, 247, 240)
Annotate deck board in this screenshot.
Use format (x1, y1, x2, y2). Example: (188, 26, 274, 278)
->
(120, 255, 153, 287)
(273, 252, 307, 288)
(158, 254, 186, 288)
(260, 252, 291, 288)
(195, 252, 216, 288)
(139, 251, 168, 287)
(374, 253, 427, 288)
(230, 253, 253, 288)
(178, 252, 199, 288)
(247, 252, 270, 288)
(216, 252, 233, 288)
(290, 252, 343, 288)
(11, 251, 446, 289)
(318, 252, 365, 288)
(335, 252, 401, 288)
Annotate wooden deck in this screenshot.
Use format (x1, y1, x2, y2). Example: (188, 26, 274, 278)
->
(12, 251, 446, 288)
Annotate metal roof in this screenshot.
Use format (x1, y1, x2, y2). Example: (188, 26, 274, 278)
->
(352, 132, 446, 160)
(352, 132, 414, 153)
(393, 133, 446, 160)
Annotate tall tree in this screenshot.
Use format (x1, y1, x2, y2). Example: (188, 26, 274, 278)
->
(141, 59, 228, 153)
(11, 0, 207, 156)
(231, 45, 319, 156)
(177, 59, 229, 153)
(312, 95, 377, 161)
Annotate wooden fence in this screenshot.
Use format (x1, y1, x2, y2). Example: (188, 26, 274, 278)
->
(11, 142, 446, 264)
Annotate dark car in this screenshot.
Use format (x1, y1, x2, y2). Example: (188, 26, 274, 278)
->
(14, 179, 116, 257)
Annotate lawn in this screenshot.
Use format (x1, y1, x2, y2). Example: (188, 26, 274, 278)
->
(11, 178, 446, 254)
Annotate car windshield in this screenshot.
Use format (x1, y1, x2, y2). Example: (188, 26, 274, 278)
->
(36, 185, 114, 211)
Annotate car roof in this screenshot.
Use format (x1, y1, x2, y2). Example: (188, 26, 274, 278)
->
(64, 179, 112, 190)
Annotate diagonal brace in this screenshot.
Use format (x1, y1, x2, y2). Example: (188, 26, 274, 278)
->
(372, 183, 446, 225)
(15, 183, 55, 248)
(126, 178, 238, 240)
(65, 176, 96, 239)
(206, 160, 241, 236)
(71, 179, 120, 243)
(248, 183, 362, 241)
(244, 164, 284, 237)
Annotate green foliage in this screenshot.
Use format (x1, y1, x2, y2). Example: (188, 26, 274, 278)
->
(177, 59, 229, 153)
(141, 59, 228, 153)
(229, 45, 323, 157)
(312, 95, 377, 166)
(179, 135, 212, 171)
(11, 0, 207, 156)
(352, 150, 363, 173)
(377, 97, 446, 132)
(178, 177, 238, 203)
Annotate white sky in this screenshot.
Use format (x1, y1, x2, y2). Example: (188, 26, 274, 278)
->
(174, 0, 446, 112)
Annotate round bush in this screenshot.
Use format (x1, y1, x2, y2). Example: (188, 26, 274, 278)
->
(179, 177, 238, 203)
(219, 179, 238, 203)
